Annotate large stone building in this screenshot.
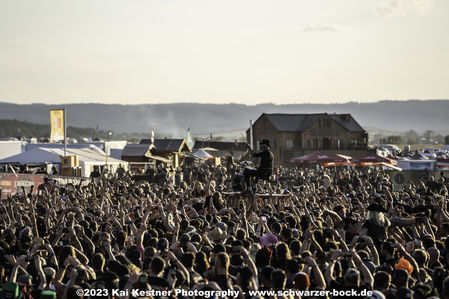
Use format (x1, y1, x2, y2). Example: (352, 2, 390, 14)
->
(247, 113, 370, 164)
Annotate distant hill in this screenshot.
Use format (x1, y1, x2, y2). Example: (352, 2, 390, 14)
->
(0, 100, 448, 136)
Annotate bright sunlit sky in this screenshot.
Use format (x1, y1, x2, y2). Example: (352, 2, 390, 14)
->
(0, 0, 448, 105)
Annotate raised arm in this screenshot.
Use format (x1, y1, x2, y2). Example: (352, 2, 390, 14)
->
(325, 251, 341, 285)
(34, 256, 47, 290)
(303, 256, 326, 290)
(353, 251, 374, 288)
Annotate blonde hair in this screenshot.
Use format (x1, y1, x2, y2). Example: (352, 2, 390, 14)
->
(367, 210, 390, 227)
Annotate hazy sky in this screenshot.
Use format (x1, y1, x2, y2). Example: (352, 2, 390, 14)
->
(0, 0, 448, 105)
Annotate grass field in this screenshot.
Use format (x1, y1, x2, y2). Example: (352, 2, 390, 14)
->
(401, 144, 444, 151)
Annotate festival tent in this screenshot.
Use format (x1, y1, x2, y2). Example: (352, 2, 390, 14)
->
(0, 146, 127, 177)
(0, 140, 22, 160)
(0, 148, 60, 165)
(26, 143, 107, 155)
(290, 152, 352, 166)
(353, 154, 397, 166)
(192, 149, 221, 165)
(193, 149, 214, 159)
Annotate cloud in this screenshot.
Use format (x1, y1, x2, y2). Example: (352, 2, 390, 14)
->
(303, 24, 340, 32)
(375, 0, 434, 17)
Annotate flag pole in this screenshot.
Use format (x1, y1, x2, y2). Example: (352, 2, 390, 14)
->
(250, 120, 254, 150)
(151, 128, 155, 145)
(64, 108, 67, 156)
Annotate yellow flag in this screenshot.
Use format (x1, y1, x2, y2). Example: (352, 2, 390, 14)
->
(50, 109, 64, 141)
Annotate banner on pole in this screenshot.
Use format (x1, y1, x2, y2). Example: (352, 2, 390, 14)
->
(50, 109, 64, 141)
(151, 128, 155, 145)
(186, 128, 194, 150)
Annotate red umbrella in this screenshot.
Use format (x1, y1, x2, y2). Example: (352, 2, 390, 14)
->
(290, 152, 352, 165)
(354, 155, 397, 166)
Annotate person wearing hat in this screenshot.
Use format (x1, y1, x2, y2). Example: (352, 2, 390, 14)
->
(243, 139, 274, 194)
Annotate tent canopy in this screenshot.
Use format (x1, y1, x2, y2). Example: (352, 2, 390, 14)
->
(290, 152, 351, 164)
(0, 148, 59, 164)
(0, 147, 125, 165)
(193, 149, 214, 159)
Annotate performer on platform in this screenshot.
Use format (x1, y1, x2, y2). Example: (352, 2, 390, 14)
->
(243, 139, 274, 194)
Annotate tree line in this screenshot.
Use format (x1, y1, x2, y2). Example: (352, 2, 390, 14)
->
(0, 119, 151, 142)
(373, 129, 449, 145)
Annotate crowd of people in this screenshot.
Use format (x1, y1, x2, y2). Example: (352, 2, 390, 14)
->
(1, 158, 449, 298)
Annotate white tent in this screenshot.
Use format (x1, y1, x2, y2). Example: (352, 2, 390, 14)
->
(0, 148, 59, 164)
(26, 143, 106, 155)
(0, 140, 23, 160)
(193, 149, 214, 159)
(0, 146, 127, 177)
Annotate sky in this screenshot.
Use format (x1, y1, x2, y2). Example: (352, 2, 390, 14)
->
(0, 0, 448, 105)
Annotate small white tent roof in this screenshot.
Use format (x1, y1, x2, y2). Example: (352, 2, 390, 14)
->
(0, 146, 124, 165)
(26, 143, 106, 155)
(0, 148, 59, 164)
(193, 149, 214, 159)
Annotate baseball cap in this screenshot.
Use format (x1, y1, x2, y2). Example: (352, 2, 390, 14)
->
(260, 233, 278, 247)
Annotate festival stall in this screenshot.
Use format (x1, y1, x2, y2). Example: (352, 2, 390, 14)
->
(0, 146, 127, 177)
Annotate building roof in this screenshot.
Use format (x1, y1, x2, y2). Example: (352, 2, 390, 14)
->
(254, 113, 366, 133)
(140, 139, 191, 152)
(328, 114, 366, 133)
(192, 141, 247, 151)
(121, 144, 152, 157)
